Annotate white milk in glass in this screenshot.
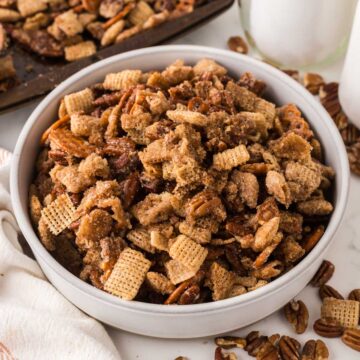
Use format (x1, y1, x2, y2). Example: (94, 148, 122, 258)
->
(340, 1, 360, 127)
(239, 0, 357, 67)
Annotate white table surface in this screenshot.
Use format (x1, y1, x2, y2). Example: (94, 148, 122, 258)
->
(1, 3, 360, 359)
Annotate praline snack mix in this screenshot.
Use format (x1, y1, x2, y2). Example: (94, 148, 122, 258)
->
(29, 58, 335, 304)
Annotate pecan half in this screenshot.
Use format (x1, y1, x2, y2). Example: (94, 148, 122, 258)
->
(302, 225, 324, 252)
(303, 73, 324, 95)
(279, 335, 301, 360)
(313, 317, 344, 338)
(284, 299, 309, 334)
(256, 339, 279, 360)
(301, 339, 329, 360)
(310, 260, 335, 287)
(214, 336, 247, 350)
(348, 289, 360, 301)
(227, 36, 248, 54)
(342, 328, 360, 352)
(319, 284, 344, 301)
(245, 331, 268, 357)
(214, 347, 237, 360)
(178, 284, 200, 304)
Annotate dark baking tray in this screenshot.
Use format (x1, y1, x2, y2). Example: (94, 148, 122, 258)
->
(0, 0, 234, 113)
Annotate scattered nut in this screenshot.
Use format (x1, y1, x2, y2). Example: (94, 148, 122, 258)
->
(214, 336, 247, 349)
(279, 335, 301, 360)
(319, 284, 344, 301)
(348, 289, 360, 301)
(313, 317, 344, 338)
(284, 300, 309, 334)
(303, 73, 325, 95)
(310, 260, 335, 287)
(227, 36, 248, 54)
(301, 339, 329, 360)
(342, 328, 360, 352)
(214, 347, 238, 360)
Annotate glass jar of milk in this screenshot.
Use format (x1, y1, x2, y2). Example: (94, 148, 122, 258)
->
(239, 0, 358, 68)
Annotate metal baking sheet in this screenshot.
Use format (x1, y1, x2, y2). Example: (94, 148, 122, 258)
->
(0, 0, 234, 113)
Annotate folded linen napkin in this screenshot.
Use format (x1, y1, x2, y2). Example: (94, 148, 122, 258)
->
(0, 149, 120, 360)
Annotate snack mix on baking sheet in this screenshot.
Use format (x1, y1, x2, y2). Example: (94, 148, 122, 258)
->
(0, 0, 206, 91)
(29, 58, 335, 304)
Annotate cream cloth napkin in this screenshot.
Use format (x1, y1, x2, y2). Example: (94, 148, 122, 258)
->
(0, 149, 120, 360)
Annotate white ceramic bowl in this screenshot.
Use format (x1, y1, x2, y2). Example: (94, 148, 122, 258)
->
(11, 45, 349, 339)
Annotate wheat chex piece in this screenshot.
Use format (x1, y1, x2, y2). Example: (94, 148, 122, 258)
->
(166, 110, 208, 127)
(213, 144, 250, 171)
(126, 228, 156, 254)
(103, 70, 142, 91)
(165, 259, 196, 285)
(41, 193, 78, 235)
(55, 10, 83, 37)
(226, 81, 276, 125)
(178, 221, 211, 244)
(209, 262, 237, 301)
(321, 297, 360, 329)
(101, 20, 125, 47)
(17, 0, 47, 17)
(169, 235, 208, 272)
(64, 88, 94, 115)
(104, 248, 151, 300)
(0, 8, 21, 22)
(65, 41, 96, 62)
(150, 230, 169, 251)
(146, 272, 175, 295)
(128, 0, 154, 26)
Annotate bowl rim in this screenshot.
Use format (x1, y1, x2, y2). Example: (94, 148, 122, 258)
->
(10, 45, 350, 315)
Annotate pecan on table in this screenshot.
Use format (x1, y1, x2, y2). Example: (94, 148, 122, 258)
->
(284, 300, 309, 334)
(214, 336, 247, 350)
(342, 328, 360, 352)
(313, 317, 344, 338)
(348, 288, 360, 301)
(310, 260, 335, 287)
(227, 36, 248, 54)
(279, 335, 301, 360)
(301, 339, 329, 360)
(319, 284, 344, 301)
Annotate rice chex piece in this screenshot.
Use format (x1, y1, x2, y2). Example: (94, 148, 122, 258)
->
(64, 88, 94, 115)
(65, 41, 96, 62)
(17, 0, 47, 17)
(209, 262, 237, 301)
(126, 228, 156, 254)
(104, 248, 151, 300)
(213, 144, 250, 171)
(165, 259, 196, 285)
(166, 110, 208, 127)
(103, 70, 142, 90)
(226, 81, 276, 125)
(321, 298, 360, 329)
(128, 1, 154, 26)
(41, 193, 77, 235)
(55, 10, 83, 37)
(146, 272, 175, 295)
(169, 235, 208, 272)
